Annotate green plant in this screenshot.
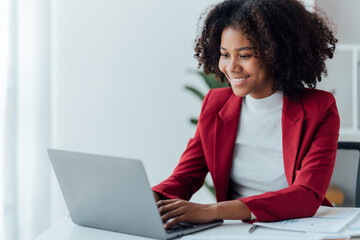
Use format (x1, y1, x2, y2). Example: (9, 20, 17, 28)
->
(184, 70, 228, 197)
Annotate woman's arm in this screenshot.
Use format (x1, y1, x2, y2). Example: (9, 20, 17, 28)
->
(156, 199, 251, 228)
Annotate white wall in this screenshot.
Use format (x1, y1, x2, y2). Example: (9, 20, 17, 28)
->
(51, 0, 219, 204)
(317, 0, 360, 140)
(317, 0, 360, 44)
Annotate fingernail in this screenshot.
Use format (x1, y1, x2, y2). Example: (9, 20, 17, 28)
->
(163, 224, 167, 228)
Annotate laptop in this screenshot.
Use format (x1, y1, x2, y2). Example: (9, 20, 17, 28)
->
(48, 149, 223, 239)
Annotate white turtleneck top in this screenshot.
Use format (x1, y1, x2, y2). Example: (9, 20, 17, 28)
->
(229, 91, 288, 204)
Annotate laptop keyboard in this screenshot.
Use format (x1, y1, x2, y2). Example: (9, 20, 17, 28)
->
(165, 222, 198, 234)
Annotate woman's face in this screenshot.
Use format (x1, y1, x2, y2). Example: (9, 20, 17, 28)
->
(218, 27, 274, 99)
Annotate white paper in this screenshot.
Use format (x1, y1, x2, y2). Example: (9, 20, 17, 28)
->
(307, 212, 360, 239)
(254, 206, 360, 233)
(341, 212, 360, 236)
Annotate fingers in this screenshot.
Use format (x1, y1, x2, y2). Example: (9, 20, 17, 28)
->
(164, 216, 183, 229)
(157, 199, 181, 213)
(157, 199, 185, 223)
(156, 199, 179, 207)
(156, 200, 214, 229)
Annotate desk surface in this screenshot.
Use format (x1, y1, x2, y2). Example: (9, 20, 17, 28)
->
(35, 216, 309, 240)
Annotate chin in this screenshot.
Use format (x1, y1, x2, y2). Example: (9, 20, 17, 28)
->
(231, 88, 248, 97)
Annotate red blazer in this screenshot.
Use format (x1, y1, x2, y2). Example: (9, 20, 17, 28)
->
(152, 87, 340, 222)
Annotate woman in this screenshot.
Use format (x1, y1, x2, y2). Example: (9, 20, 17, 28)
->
(152, 0, 340, 228)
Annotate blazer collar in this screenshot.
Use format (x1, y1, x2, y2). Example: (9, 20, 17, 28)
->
(283, 96, 304, 122)
(282, 95, 305, 184)
(213, 91, 242, 201)
(218, 93, 243, 122)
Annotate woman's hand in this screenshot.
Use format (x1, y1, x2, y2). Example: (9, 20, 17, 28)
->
(156, 199, 252, 228)
(157, 199, 218, 228)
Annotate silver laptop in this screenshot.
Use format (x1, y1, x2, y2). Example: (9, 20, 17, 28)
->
(48, 149, 223, 239)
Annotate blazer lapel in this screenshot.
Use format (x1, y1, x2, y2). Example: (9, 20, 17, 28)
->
(282, 96, 305, 185)
(213, 93, 242, 202)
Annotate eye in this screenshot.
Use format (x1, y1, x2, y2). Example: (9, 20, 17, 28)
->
(220, 53, 229, 58)
(240, 54, 252, 59)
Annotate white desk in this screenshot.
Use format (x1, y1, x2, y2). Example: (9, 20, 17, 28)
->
(35, 216, 309, 240)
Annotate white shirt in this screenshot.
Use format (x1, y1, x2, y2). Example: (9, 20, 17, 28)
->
(230, 92, 288, 201)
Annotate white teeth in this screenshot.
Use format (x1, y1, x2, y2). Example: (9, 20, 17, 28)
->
(233, 78, 245, 82)
(232, 76, 248, 82)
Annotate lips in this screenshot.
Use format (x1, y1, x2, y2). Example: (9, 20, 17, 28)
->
(230, 75, 250, 83)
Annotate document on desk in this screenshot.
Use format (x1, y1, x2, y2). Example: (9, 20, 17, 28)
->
(308, 212, 360, 239)
(342, 212, 360, 235)
(254, 206, 360, 233)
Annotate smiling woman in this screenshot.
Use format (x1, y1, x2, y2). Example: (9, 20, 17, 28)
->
(218, 27, 275, 99)
(152, 0, 340, 229)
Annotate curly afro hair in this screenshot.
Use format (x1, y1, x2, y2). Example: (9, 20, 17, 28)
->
(194, 0, 337, 100)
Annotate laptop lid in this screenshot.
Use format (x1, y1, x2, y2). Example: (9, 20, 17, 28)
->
(48, 149, 222, 240)
(48, 148, 168, 239)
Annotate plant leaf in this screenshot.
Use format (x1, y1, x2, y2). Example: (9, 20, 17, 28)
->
(190, 118, 198, 125)
(204, 181, 216, 196)
(194, 71, 227, 89)
(184, 86, 205, 101)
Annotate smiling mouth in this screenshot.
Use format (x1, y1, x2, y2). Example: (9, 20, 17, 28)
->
(231, 75, 250, 82)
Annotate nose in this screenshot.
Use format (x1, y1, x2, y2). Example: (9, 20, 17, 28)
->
(226, 58, 242, 73)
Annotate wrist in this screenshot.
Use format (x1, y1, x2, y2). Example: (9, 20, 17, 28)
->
(204, 203, 221, 222)
(213, 200, 251, 220)
(210, 203, 221, 221)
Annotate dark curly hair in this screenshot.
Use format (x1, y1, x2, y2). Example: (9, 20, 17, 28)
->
(194, 0, 337, 100)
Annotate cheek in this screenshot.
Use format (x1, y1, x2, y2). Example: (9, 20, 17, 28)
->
(257, 68, 269, 82)
(218, 60, 226, 74)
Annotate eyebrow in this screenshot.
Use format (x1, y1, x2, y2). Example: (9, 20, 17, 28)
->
(220, 46, 253, 51)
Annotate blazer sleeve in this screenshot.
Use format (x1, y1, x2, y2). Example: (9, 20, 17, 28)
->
(151, 90, 212, 200)
(240, 92, 340, 222)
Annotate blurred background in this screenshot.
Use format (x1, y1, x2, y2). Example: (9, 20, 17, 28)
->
(0, 0, 359, 240)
